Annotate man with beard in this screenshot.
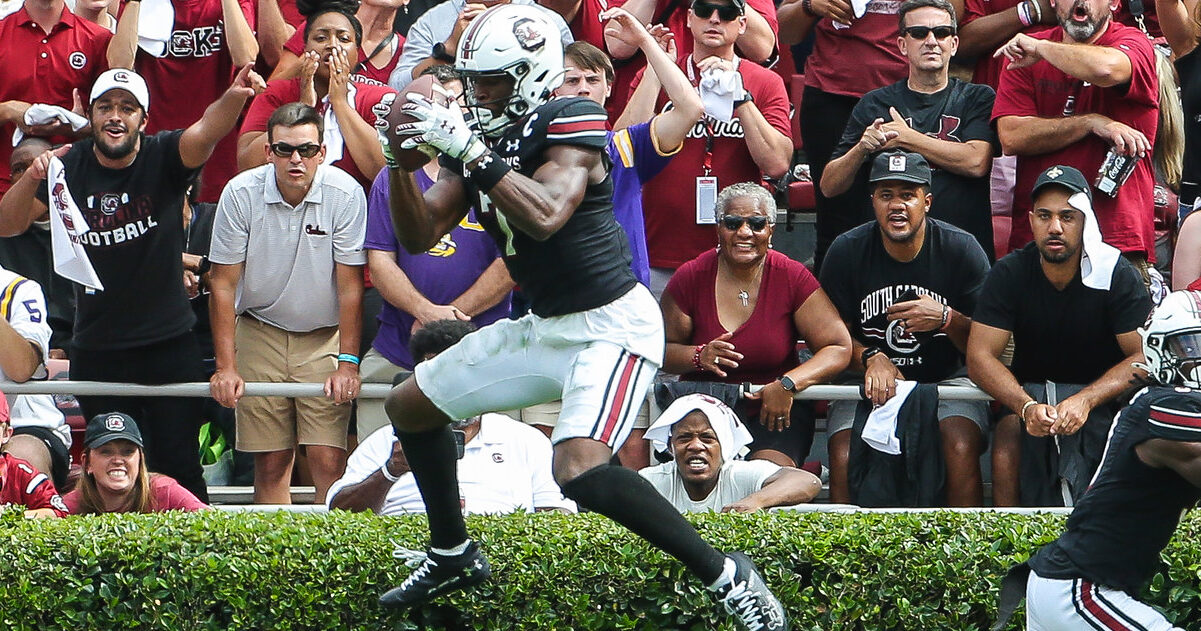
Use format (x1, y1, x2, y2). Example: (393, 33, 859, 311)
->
(991, 0, 1159, 280)
(0, 66, 266, 502)
(968, 165, 1151, 506)
(819, 151, 991, 507)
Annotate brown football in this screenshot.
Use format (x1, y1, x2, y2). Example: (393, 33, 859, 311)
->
(379, 74, 450, 172)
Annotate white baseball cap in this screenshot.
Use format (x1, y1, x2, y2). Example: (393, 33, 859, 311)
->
(90, 69, 150, 112)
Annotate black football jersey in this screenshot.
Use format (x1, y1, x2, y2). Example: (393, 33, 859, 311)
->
(1028, 386, 1201, 593)
(446, 96, 636, 317)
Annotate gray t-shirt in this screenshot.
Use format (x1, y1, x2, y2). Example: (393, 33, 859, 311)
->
(209, 164, 367, 332)
(639, 460, 779, 513)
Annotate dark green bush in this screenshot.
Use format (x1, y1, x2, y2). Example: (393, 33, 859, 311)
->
(1, 508, 1199, 630)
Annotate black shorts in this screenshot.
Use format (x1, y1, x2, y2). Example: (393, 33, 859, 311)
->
(738, 399, 816, 467)
(11, 426, 70, 490)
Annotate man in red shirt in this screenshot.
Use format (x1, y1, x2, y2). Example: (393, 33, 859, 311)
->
(0, 390, 68, 518)
(623, 0, 791, 296)
(107, 0, 258, 203)
(0, 0, 112, 203)
(992, 0, 1159, 278)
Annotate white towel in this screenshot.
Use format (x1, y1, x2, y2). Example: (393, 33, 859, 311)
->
(47, 157, 103, 291)
(136, 0, 175, 58)
(698, 67, 739, 123)
(645, 393, 753, 463)
(13, 104, 89, 146)
(1069, 191, 1121, 291)
(861, 380, 917, 455)
(320, 83, 357, 164)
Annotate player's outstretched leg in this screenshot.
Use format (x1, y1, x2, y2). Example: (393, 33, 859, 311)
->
(379, 378, 491, 608)
(555, 439, 789, 631)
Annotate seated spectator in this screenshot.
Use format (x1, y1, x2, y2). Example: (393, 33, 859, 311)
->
(270, 0, 408, 86)
(328, 319, 574, 514)
(968, 165, 1151, 506)
(0, 262, 70, 490)
(63, 412, 207, 514)
(640, 393, 820, 513)
(661, 182, 852, 467)
(0, 390, 67, 518)
(820, 151, 992, 507)
(238, 2, 394, 189)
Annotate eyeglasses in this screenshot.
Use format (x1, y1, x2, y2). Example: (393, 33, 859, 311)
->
(720, 214, 771, 232)
(902, 25, 956, 40)
(270, 142, 322, 158)
(691, 1, 742, 21)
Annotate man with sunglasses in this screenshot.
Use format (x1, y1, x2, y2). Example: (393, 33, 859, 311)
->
(821, 0, 998, 262)
(208, 102, 367, 506)
(819, 150, 992, 507)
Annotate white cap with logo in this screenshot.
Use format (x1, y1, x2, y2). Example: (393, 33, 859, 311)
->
(89, 69, 151, 112)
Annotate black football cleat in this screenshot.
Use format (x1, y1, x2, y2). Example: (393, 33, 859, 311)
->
(713, 552, 790, 631)
(379, 541, 491, 608)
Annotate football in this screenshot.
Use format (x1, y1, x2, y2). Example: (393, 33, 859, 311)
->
(379, 74, 450, 171)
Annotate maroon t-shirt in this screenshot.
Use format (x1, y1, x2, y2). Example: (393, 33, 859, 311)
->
(992, 22, 1158, 258)
(667, 248, 820, 385)
(63, 474, 208, 513)
(636, 55, 791, 269)
(281, 26, 404, 86)
(802, 1, 906, 98)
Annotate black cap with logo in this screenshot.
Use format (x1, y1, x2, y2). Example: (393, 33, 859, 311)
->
(84, 412, 144, 449)
(1031, 165, 1092, 200)
(869, 151, 932, 186)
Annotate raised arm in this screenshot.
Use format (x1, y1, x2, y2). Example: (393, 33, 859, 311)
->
(179, 65, 266, 169)
(222, 0, 260, 68)
(256, 0, 297, 69)
(0, 147, 57, 236)
(605, 0, 656, 59)
(957, 0, 1055, 57)
(107, 0, 139, 69)
(326, 49, 388, 178)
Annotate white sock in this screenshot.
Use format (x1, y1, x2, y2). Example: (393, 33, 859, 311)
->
(431, 540, 471, 557)
(706, 557, 737, 591)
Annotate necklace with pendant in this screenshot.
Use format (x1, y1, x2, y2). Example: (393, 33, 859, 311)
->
(738, 290, 750, 307)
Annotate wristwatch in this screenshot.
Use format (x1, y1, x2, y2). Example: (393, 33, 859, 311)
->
(432, 42, 456, 64)
(861, 346, 882, 367)
(778, 375, 797, 392)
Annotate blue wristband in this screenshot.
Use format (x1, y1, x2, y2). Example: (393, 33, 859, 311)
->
(337, 353, 360, 366)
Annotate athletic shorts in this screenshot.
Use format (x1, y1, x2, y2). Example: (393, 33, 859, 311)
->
(1026, 570, 1183, 631)
(11, 425, 70, 489)
(826, 376, 990, 439)
(509, 398, 652, 430)
(416, 285, 663, 451)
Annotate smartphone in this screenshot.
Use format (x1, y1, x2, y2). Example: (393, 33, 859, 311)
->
(452, 430, 466, 460)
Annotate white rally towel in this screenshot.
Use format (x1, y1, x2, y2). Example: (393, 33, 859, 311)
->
(12, 105, 89, 146)
(645, 393, 753, 463)
(47, 157, 103, 291)
(320, 82, 358, 164)
(861, 380, 917, 455)
(699, 67, 739, 123)
(1069, 191, 1121, 290)
(136, 0, 175, 58)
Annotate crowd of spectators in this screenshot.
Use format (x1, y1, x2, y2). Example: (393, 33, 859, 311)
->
(0, 0, 1191, 515)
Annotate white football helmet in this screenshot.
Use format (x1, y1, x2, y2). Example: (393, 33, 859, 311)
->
(454, 4, 566, 138)
(1139, 290, 1201, 388)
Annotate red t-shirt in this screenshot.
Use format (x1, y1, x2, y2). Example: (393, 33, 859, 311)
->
(240, 78, 397, 188)
(0, 7, 111, 200)
(62, 474, 209, 513)
(0, 453, 67, 516)
(126, 0, 257, 203)
(606, 0, 778, 122)
(992, 23, 1159, 257)
(281, 26, 404, 86)
(666, 248, 820, 385)
(801, 2, 906, 97)
(960, 0, 1044, 89)
(636, 55, 791, 269)
(278, 0, 304, 27)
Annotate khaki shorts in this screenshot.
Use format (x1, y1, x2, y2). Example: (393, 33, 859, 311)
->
(235, 316, 350, 452)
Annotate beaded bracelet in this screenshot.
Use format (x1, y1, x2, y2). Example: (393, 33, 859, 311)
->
(692, 344, 706, 370)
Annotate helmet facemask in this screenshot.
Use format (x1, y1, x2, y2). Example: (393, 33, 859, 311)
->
(461, 69, 526, 139)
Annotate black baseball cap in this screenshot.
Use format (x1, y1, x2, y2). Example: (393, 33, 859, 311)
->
(869, 151, 931, 186)
(84, 412, 144, 449)
(1031, 165, 1092, 200)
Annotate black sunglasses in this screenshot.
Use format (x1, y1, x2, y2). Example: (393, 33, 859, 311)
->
(720, 214, 771, 232)
(902, 25, 956, 39)
(691, 1, 742, 21)
(270, 142, 322, 158)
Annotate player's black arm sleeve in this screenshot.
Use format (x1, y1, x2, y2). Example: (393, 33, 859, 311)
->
(475, 144, 598, 242)
(388, 166, 471, 253)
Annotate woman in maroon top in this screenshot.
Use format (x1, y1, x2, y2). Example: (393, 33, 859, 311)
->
(661, 183, 851, 466)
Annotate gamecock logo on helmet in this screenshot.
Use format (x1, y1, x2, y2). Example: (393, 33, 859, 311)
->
(512, 18, 545, 52)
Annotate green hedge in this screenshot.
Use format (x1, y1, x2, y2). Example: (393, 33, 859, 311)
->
(2, 508, 1201, 630)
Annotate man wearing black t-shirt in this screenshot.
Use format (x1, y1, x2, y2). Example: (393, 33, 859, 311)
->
(819, 0, 997, 263)
(968, 165, 1150, 507)
(991, 290, 1201, 631)
(820, 150, 991, 506)
(374, 6, 786, 630)
(0, 65, 266, 502)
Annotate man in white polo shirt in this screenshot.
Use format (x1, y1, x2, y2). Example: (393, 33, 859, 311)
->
(208, 102, 368, 505)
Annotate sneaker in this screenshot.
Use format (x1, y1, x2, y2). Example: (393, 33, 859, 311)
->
(714, 552, 790, 631)
(379, 541, 491, 608)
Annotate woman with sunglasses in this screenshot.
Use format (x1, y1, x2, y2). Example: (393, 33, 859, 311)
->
(660, 182, 852, 467)
(237, 0, 397, 189)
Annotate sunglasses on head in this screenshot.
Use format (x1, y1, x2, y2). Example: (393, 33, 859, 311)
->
(902, 25, 956, 39)
(720, 214, 771, 232)
(270, 142, 322, 158)
(691, 1, 742, 21)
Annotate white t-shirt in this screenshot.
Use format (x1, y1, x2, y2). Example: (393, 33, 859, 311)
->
(0, 268, 66, 439)
(327, 413, 575, 515)
(639, 459, 780, 513)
